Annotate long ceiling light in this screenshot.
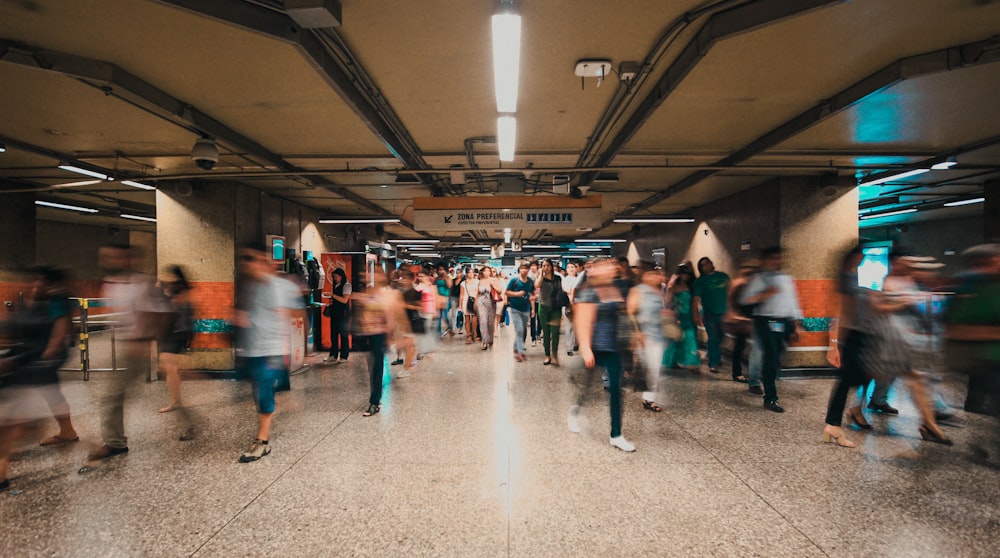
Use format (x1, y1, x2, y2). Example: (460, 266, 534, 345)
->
(58, 164, 110, 181)
(319, 217, 400, 224)
(858, 168, 929, 187)
(859, 208, 918, 220)
(943, 197, 985, 207)
(613, 216, 695, 223)
(492, 3, 521, 113)
(498, 116, 517, 162)
(121, 213, 157, 222)
(389, 239, 439, 243)
(569, 247, 602, 252)
(35, 200, 98, 213)
(575, 238, 627, 243)
(121, 180, 157, 191)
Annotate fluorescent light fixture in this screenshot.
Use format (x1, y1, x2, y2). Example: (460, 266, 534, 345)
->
(452, 244, 490, 248)
(858, 168, 929, 187)
(523, 244, 560, 249)
(53, 180, 102, 188)
(492, 10, 521, 113)
(859, 208, 918, 220)
(414, 253, 441, 258)
(58, 165, 110, 181)
(613, 217, 695, 223)
(498, 116, 516, 162)
(388, 239, 439, 244)
(0, 143, 6, 153)
(943, 197, 985, 207)
(121, 180, 156, 191)
(575, 238, 626, 243)
(403, 246, 435, 250)
(35, 200, 98, 213)
(931, 158, 958, 170)
(120, 213, 157, 223)
(319, 217, 400, 224)
(533, 254, 562, 258)
(569, 247, 602, 252)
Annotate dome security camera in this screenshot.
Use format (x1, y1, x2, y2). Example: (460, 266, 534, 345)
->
(191, 138, 219, 171)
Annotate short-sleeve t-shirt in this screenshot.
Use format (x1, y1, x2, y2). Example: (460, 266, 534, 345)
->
(242, 274, 305, 357)
(574, 286, 620, 352)
(505, 277, 534, 312)
(692, 271, 730, 315)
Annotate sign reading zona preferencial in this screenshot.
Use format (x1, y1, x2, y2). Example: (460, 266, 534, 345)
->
(413, 195, 602, 231)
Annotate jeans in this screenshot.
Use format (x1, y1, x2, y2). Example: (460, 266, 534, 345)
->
(247, 355, 287, 414)
(748, 330, 763, 387)
(437, 307, 449, 335)
(529, 302, 540, 341)
(328, 316, 350, 360)
(448, 296, 460, 330)
(702, 312, 724, 368)
(510, 308, 529, 355)
(363, 334, 387, 406)
(538, 305, 561, 357)
(753, 317, 790, 404)
(564, 307, 576, 352)
(574, 351, 623, 438)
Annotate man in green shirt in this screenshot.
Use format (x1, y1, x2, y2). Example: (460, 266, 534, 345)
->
(693, 257, 730, 373)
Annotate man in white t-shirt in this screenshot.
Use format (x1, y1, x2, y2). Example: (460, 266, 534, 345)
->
(561, 261, 582, 356)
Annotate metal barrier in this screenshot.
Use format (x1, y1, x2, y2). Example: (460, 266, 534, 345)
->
(62, 298, 136, 381)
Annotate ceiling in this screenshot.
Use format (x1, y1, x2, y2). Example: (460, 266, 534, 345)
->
(1, 0, 999, 259)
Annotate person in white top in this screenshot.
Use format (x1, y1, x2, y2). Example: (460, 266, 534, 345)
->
(740, 246, 802, 413)
(460, 268, 480, 343)
(561, 261, 582, 356)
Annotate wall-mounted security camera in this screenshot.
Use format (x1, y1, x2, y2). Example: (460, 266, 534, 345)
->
(191, 138, 219, 171)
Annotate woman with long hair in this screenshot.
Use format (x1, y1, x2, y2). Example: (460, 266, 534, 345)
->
(535, 259, 563, 365)
(461, 267, 480, 344)
(663, 271, 701, 371)
(476, 266, 500, 350)
(628, 262, 667, 412)
(325, 267, 352, 364)
(159, 265, 195, 414)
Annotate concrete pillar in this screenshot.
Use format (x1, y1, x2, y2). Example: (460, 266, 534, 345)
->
(157, 181, 241, 372)
(778, 176, 858, 367)
(985, 179, 999, 242)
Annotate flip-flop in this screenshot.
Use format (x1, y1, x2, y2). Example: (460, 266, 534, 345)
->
(40, 435, 79, 446)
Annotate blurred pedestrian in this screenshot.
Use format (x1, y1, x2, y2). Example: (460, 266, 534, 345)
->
(352, 267, 406, 416)
(569, 259, 636, 452)
(157, 265, 199, 440)
(693, 257, 730, 374)
(234, 244, 304, 462)
(628, 262, 667, 412)
(724, 260, 758, 383)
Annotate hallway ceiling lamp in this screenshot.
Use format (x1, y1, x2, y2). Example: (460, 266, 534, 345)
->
(931, 157, 958, 170)
(121, 180, 156, 191)
(498, 115, 517, 162)
(0, 143, 6, 152)
(859, 208, 918, 220)
(319, 217, 400, 224)
(35, 200, 98, 213)
(613, 216, 694, 223)
(569, 247, 602, 252)
(58, 164, 110, 181)
(492, 1, 521, 113)
(575, 238, 626, 243)
(943, 197, 984, 207)
(120, 213, 157, 223)
(388, 239, 439, 243)
(858, 168, 929, 187)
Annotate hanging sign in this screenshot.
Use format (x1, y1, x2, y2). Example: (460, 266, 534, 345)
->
(413, 195, 602, 231)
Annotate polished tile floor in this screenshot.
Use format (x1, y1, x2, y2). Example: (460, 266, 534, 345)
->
(2, 327, 998, 557)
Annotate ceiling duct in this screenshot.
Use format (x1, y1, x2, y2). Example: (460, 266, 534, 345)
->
(285, 0, 342, 28)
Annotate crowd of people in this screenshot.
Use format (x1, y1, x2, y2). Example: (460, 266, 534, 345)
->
(1, 241, 998, 491)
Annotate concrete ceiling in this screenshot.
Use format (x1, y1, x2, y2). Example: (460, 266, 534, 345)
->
(1, 0, 998, 251)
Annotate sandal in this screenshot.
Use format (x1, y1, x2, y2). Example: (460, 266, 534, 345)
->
(733, 375, 748, 383)
(643, 400, 663, 412)
(40, 435, 80, 446)
(362, 404, 381, 417)
(159, 404, 178, 413)
(466, 338, 473, 344)
(543, 358, 552, 365)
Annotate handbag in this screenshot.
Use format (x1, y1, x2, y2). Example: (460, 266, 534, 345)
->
(662, 317, 683, 341)
(456, 310, 465, 329)
(491, 285, 503, 303)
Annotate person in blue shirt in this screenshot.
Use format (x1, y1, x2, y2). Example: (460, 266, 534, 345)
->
(506, 263, 535, 361)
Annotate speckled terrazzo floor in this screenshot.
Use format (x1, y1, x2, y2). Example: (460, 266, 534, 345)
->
(2, 327, 998, 557)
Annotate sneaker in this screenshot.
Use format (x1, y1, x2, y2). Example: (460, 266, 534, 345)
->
(514, 352, 526, 362)
(397, 369, 411, 378)
(323, 356, 338, 363)
(531, 339, 537, 347)
(868, 402, 899, 415)
(709, 367, 720, 374)
(567, 405, 581, 433)
(391, 358, 404, 366)
(239, 439, 271, 463)
(764, 401, 785, 413)
(748, 385, 764, 395)
(610, 436, 636, 452)
(567, 351, 574, 356)
(87, 444, 129, 461)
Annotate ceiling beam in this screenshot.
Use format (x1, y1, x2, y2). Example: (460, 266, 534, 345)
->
(588, 0, 844, 173)
(599, 35, 1000, 229)
(152, 0, 443, 197)
(0, 39, 423, 234)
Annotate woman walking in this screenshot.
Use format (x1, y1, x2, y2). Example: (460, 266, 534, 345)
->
(158, 265, 195, 414)
(628, 262, 667, 412)
(476, 266, 500, 350)
(663, 271, 701, 371)
(535, 259, 563, 365)
(352, 267, 406, 416)
(568, 259, 636, 452)
(461, 268, 480, 344)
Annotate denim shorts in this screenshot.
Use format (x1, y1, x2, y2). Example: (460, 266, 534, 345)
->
(246, 355, 287, 414)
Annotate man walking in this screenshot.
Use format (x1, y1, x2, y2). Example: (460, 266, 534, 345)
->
(693, 257, 730, 374)
(739, 247, 802, 413)
(506, 263, 535, 361)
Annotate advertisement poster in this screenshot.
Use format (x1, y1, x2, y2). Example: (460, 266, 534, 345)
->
(320, 253, 353, 349)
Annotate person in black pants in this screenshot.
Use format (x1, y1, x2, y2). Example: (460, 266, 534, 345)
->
(823, 247, 870, 447)
(326, 268, 352, 364)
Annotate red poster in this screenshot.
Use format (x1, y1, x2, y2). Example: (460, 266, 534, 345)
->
(320, 253, 353, 348)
